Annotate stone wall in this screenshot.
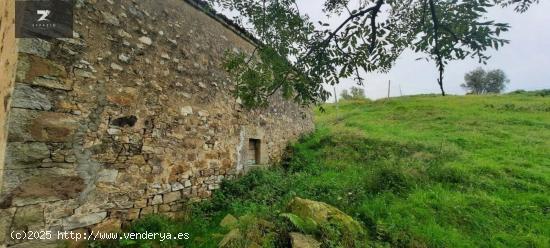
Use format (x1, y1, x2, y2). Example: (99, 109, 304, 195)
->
(0, 0, 313, 246)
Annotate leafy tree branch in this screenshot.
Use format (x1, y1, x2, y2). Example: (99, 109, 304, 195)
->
(212, 0, 540, 107)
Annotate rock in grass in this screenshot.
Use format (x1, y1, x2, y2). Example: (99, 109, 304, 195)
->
(219, 214, 238, 228)
(288, 197, 365, 238)
(290, 232, 321, 248)
(247, 242, 262, 248)
(218, 228, 242, 248)
(218, 214, 277, 246)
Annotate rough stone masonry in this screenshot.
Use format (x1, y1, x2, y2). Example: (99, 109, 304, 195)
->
(0, 0, 313, 246)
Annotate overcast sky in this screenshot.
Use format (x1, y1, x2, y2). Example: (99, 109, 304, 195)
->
(219, 1, 550, 100)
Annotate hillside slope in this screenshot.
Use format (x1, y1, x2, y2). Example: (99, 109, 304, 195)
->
(310, 94, 550, 247)
(94, 94, 550, 247)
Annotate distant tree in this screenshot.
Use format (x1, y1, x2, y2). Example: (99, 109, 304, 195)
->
(485, 69, 510, 93)
(340, 89, 352, 100)
(462, 68, 487, 94)
(340, 86, 366, 100)
(461, 68, 509, 94)
(350, 86, 366, 99)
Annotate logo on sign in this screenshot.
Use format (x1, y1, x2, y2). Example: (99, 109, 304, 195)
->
(37, 10, 51, 22)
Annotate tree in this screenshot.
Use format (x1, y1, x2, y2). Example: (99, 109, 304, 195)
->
(340, 86, 366, 100)
(462, 68, 487, 94)
(461, 67, 510, 94)
(214, 0, 539, 107)
(485, 69, 510, 93)
(350, 86, 366, 99)
(340, 89, 352, 100)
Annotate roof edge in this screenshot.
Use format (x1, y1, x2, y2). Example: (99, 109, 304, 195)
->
(182, 0, 262, 47)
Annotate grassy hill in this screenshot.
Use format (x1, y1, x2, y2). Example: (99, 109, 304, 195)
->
(95, 93, 550, 248)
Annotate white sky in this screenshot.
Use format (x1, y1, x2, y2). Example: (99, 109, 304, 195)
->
(218, 1, 550, 100)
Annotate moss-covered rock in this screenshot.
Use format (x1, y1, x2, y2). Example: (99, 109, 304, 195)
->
(218, 228, 243, 248)
(289, 232, 321, 248)
(287, 197, 365, 242)
(220, 214, 238, 229)
(218, 214, 278, 248)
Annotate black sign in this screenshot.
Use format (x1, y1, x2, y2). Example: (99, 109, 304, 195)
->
(15, 0, 74, 38)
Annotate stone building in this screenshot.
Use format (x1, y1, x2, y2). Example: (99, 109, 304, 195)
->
(0, 0, 313, 246)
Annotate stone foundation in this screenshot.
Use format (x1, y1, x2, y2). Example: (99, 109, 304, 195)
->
(0, 0, 313, 246)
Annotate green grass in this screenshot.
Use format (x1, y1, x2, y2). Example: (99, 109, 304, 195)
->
(93, 93, 550, 248)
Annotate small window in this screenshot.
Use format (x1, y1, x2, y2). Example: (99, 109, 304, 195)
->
(247, 139, 261, 165)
